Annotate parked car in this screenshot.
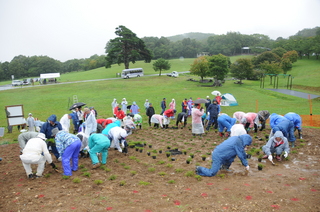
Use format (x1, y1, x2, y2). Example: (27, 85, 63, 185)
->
(167, 71, 179, 78)
(12, 80, 23, 86)
(23, 79, 31, 85)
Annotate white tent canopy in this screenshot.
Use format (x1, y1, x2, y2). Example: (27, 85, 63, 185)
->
(220, 93, 238, 106)
(40, 73, 60, 79)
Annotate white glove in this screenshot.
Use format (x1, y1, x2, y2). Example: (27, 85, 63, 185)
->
(118, 149, 122, 153)
(268, 155, 273, 162)
(284, 151, 288, 158)
(121, 142, 125, 148)
(245, 165, 250, 171)
(207, 112, 210, 116)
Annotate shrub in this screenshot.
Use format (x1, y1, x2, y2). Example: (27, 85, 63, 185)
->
(62, 175, 70, 180)
(157, 160, 165, 165)
(185, 171, 195, 177)
(119, 180, 126, 186)
(83, 172, 91, 178)
(124, 166, 131, 169)
(105, 168, 111, 172)
(44, 173, 51, 178)
(72, 177, 81, 183)
(148, 167, 156, 172)
(158, 172, 167, 176)
(94, 180, 104, 185)
(175, 168, 184, 173)
(130, 171, 137, 176)
(139, 181, 151, 185)
(217, 174, 225, 178)
(167, 180, 175, 184)
(166, 163, 173, 168)
(108, 175, 117, 181)
(195, 175, 202, 181)
(79, 164, 85, 168)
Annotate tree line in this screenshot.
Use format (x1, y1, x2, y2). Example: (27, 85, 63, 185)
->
(1, 25, 319, 81)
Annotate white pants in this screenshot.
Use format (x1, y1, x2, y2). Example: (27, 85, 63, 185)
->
(21, 156, 46, 177)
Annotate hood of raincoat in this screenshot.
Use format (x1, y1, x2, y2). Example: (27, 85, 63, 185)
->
(273, 131, 285, 142)
(114, 120, 121, 127)
(120, 129, 127, 139)
(238, 134, 252, 147)
(47, 114, 57, 123)
(212, 99, 217, 104)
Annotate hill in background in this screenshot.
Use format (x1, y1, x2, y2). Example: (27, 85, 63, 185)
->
(166, 32, 215, 42)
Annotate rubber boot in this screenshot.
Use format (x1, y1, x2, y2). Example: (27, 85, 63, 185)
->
(165, 125, 168, 129)
(291, 141, 295, 148)
(139, 125, 141, 129)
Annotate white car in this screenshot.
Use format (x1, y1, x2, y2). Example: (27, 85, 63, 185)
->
(12, 80, 23, 86)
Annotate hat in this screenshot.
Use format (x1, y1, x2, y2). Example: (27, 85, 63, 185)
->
(28, 113, 32, 116)
(37, 133, 47, 141)
(146, 99, 148, 101)
(206, 96, 209, 98)
(89, 106, 94, 109)
(118, 107, 121, 110)
(51, 128, 60, 136)
(83, 108, 90, 113)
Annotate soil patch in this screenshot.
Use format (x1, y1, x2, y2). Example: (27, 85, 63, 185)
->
(0, 127, 319, 211)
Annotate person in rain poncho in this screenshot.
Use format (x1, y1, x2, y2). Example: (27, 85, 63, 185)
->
(18, 131, 39, 153)
(206, 99, 220, 131)
(121, 98, 128, 112)
(107, 127, 128, 153)
(169, 99, 176, 110)
(187, 98, 193, 116)
(196, 134, 252, 177)
(133, 114, 142, 129)
(40, 114, 62, 160)
(233, 111, 246, 123)
(34, 118, 44, 132)
(60, 114, 72, 132)
(52, 128, 81, 176)
(262, 131, 290, 162)
(257, 110, 270, 131)
(146, 103, 155, 126)
(191, 104, 205, 136)
(115, 108, 126, 126)
(151, 114, 164, 128)
(230, 124, 247, 137)
(130, 101, 140, 115)
(83, 108, 97, 137)
(284, 112, 303, 139)
(88, 133, 111, 169)
(272, 119, 296, 147)
(215, 93, 222, 105)
(76, 132, 89, 158)
(144, 99, 149, 110)
(96, 119, 110, 133)
(176, 112, 188, 128)
(20, 133, 57, 179)
(241, 112, 259, 133)
(124, 114, 136, 135)
(102, 120, 121, 135)
(27, 113, 35, 132)
(269, 113, 287, 129)
(111, 99, 118, 115)
(163, 109, 176, 129)
(218, 114, 236, 137)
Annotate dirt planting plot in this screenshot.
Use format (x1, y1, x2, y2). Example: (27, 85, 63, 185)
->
(0, 127, 319, 211)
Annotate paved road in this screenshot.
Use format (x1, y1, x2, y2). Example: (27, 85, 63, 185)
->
(0, 72, 190, 91)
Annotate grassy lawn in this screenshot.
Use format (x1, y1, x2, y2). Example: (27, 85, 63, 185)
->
(0, 56, 319, 142)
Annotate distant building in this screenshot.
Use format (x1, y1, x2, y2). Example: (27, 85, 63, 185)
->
(197, 52, 210, 57)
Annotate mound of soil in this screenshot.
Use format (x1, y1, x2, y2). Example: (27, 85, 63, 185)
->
(0, 127, 319, 211)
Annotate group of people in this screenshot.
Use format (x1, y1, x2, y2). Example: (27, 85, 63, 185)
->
(16, 94, 303, 179)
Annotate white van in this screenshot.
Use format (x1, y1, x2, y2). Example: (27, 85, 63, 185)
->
(121, 68, 144, 79)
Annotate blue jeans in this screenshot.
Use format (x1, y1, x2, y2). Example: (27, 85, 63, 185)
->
(62, 140, 81, 176)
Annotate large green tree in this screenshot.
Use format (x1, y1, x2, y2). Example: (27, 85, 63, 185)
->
(189, 56, 209, 81)
(152, 58, 171, 76)
(208, 54, 230, 86)
(105, 25, 152, 69)
(230, 58, 253, 84)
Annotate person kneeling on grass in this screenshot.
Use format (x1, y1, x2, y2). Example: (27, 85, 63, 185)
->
(262, 131, 290, 162)
(88, 133, 111, 169)
(195, 134, 252, 177)
(20, 133, 58, 179)
(52, 128, 81, 176)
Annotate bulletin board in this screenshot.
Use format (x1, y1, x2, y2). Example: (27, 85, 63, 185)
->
(5, 105, 25, 126)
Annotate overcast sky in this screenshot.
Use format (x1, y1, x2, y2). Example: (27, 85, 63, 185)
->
(1, 0, 319, 63)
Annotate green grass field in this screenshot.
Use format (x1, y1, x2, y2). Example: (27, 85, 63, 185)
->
(0, 56, 319, 141)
